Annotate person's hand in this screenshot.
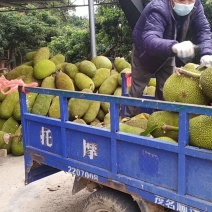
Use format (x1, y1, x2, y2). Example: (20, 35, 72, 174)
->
(172, 41, 195, 58)
(200, 55, 212, 68)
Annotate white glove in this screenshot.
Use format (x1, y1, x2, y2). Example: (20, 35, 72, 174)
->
(200, 55, 212, 68)
(172, 41, 195, 58)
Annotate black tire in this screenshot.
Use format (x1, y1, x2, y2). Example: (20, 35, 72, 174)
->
(82, 188, 141, 212)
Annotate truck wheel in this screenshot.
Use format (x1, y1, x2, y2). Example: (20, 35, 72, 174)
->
(82, 188, 141, 212)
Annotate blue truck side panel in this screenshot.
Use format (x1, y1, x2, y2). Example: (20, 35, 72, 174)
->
(19, 86, 212, 212)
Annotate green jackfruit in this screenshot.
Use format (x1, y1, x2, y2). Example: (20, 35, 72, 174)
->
(50, 53, 65, 65)
(0, 118, 6, 130)
(163, 63, 210, 105)
(73, 118, 87, 125)
(0, 91, 19, 119)
(117, 68, 131, 86)
(64, 63, 79, 79)
(74, 73, 95, 91)
(156, 136, 177, 143)
(146, 86, 156, 96)
(31, 94, 52, 116)
(91, 56, 112, 69)
(92, 68, 110, 88)
(113, 87, 122, 96)
(6, 65, 33, 80)
(23, 71, 42, 86)
(33, 59, 56, 79)
(68, 88, 93, 120)
(0, 89, 8, 101)
(99, 74, 119, 94)
(147, 111, 179, 140)
(119, 123, 145, 135)
(79, 60, 97, 78)
(33, 47, 50, 65)
(25, 51, 37, 61)
(82, 101, 101, 123)
(11, 125, 24, 156)
(1, 117, 19, 154)
(48, 96, 60, 119)
(96, 108, 105, 122)
(114, 57, 131, 73)
(55, 71, 75, 91)
(148, 78, 156, 87)
(104, 113, 110, 125)
(13, 93, 38, 121)
(100, 102, 110, 114)
(189, 115, 212, 149)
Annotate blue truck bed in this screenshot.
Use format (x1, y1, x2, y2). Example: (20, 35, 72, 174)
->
(19, 86, 212, 212)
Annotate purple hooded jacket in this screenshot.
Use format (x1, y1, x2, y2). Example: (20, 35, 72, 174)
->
(133, 0, 212, 73)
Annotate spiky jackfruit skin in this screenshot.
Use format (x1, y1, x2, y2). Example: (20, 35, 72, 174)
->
(92, 68, 110, 88)
(147, 111, 179, 140)
(189, 115, 212, 150)
(146, 86, 156, 96)
(55, 71, 75, 91)
(114, 57, 131, 73)
(33, 59, 56, 79)
(82, 101, 101, 124)
(148, 78, 156, 87)
(64, 63, 79, 79)
(6, 65, 33, 80)
(25, 51, 37, 61)
(163, 64, 210, 105)
(91, 56, 112, 69)
(11, 125, 24, 156)
(13, 93, 38, 121)
(99, 74, 119, 95)
(31, 94, 53, 116)
(68, 88, 93, 120)
(1, 117, 20, 154)
(78, 60, 97, 78)
(50, 54, 65, 65)
(48, 96, 60, 119)
(33, 47, 50, 65)
(199, 67, 212, 100)
(0, 91, 19, 119)
(74, 73, 95, 91)
(156, 136, 177, 142)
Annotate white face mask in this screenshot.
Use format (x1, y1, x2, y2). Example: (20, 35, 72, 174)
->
(173, 2, 195, 16)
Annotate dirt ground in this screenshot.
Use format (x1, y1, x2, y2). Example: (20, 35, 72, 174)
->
(0, 155, 90, 212)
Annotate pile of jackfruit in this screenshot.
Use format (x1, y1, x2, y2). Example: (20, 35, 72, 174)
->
(0, 47, 138, 156)
(147, 63, 212, 150)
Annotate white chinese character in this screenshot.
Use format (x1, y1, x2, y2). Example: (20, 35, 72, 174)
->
(155, 195, 164, 206)
(40, 127, 53, 147)
(165, 199, 175, 210)
(83, 139, 98, 159)
(177, 203, 188, 212)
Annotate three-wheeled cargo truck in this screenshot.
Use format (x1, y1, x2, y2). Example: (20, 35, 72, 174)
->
(19, 77, 212, 212)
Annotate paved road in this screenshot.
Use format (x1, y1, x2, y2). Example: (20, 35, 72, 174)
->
(0, 155, 90, 212)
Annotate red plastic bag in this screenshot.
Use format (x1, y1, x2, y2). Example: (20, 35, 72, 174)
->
(0, 75, 38, 94)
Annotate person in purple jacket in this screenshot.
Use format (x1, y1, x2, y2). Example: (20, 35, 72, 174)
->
(125, 0, 212, 117)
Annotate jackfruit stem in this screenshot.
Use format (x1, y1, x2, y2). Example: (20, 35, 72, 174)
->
(175, 68, 200, 78)
(161, 125, 179, 132)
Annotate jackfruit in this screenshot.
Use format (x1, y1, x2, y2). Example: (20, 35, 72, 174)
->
(99, 74, 119, 95)
(64, 63, 79, 79)
(74, 73, 95, 91)
(103, 113, 110, 125)
(148, 78, 156, 87)
(0, 91, 19, 119)
(23, 71, 42, 86)
(111, 69, 119, 75)
(92, 68, 110, 88)
(78, 60, 97, 78)
(11, 125, 24, 156)
(73, 118, 87, 125)
(33, 47, 50, 65)
(13, 92, 38, 121)
(146, 86, 156, 96)
(156, 136, 177, 143)
(50, 53, 65, 65)
(189, 115, 212, 149)
(0, 118, 6, 130)
(100, 102, 110, 114)
(113, 87, 122, 96)
(82, 101, 101, 124)
(147, 111, 179, 140)
(33, 59, 56, 79)
(55, 71, 75, 91)
(0, 131, 9, 149)
(163, 64, 210, 105)
(31, 94, 53, 116)
(25, 51, 37, 61)
(119, 123, 145, 135)
(117, 68, 131, 86)
(6, 65, 33, 80)
(68, 88, 93, 120)
(96, 108, 105, 122)
(114, 57, 131, 73)
(123, 119, 148, 130)
(48, 96, 60, 119)
(91, 56, 112, 69)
